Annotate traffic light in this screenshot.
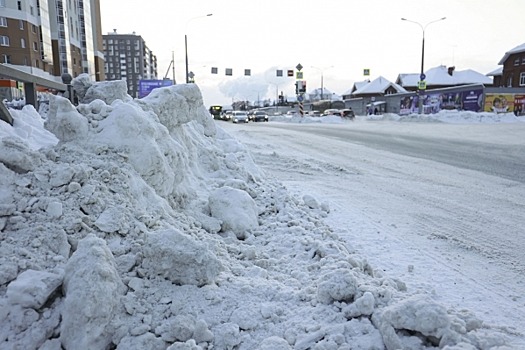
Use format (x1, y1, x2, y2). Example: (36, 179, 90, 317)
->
(297, 80, 306, 93)
(295, 82, 299, 95)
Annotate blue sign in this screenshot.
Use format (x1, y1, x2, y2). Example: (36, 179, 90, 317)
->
(420, 73, 426, 80)
(297, 95, 304, 102)
(138, 79, 173, 98)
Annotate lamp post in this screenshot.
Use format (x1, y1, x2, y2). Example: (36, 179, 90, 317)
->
(401, 17, 446, 114)
(185, 13, 213, 83)
(311, 66, 334, 101)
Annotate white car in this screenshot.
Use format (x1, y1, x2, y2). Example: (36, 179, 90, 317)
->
(231, 111, 249, 123)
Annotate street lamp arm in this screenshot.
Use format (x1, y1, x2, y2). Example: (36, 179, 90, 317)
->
(401, 17, 446, 37)
(185, 13, 213, 33)
(185, 13, 213, 83)
(423, 17, 447, 32)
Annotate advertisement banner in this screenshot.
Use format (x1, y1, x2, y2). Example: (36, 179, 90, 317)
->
(484, 93, 514, 113)
(138, 79, 173, 98)
(514, 95, 525, 116)
(422, 92, 442, 114)
(461, 89, 484, 112)
(399, 95, 419, 115)
(440, 92, 462, 110)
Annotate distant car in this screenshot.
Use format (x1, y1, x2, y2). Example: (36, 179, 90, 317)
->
(323, 109, 342, 117)
(252, 111, 269, 122)
(231, 111, 249, 123)
(221, 110, 233, 121)
(341, 108, 355, 119)
(307, 110, 321, 117)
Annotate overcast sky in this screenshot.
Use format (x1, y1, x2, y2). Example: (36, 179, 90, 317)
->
(100, 0, 525, 105)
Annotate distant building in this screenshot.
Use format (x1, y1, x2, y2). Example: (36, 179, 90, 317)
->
(497, 42, 525, 88)
(348, 76, 407, 98)
(102, 30, 158, 98)
(0, 0, 104, 102)
(396, 65, 492, 91)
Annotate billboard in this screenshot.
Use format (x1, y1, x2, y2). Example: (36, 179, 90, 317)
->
(483, 93, 514, 113)
(401, 88, 484, 115)
(138, 79, 173, 98)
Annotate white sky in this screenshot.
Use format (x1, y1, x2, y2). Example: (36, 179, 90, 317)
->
(100, 0, 525, 105)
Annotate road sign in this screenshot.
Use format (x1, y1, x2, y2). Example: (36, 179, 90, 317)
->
(363, 68, 370, 76)
(418, 80, 427, 90)
(297, 95, 304, 102)
(296, 63, 303, 71)
(296, 72, 303, 79)
(420, 73, 426, 80)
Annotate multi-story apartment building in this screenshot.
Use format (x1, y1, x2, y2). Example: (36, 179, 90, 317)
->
(0, 0, 104, 103)
(102, 30, 158, 98)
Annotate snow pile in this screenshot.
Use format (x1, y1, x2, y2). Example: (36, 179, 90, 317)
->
(0, 79, 514, 349)
(269, 109, 524, 125)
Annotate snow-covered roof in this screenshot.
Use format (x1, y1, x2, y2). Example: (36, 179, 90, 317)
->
(351, 76, 407, 96)
(308, 87, 342, 101)
(342, 80, 370, 96)
(486, 67, 503, 76)
(397, 65, 492, 87)
(396, 73, 419, 87)
(498, 42, 525, 65)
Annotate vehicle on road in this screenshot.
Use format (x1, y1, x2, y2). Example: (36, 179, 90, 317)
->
(341, 108, 355, 119)
(251, 111, 269, 122)
(221, 110, 233, 121)
(231, 111, 249, 123)
(323, 109, 343, 117)
(209, 105, 222, 120)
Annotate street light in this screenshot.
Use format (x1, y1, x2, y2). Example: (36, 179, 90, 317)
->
(401, 17, 446, 114)
(311, 66, 334, 100)
(185, 13, 213, 83)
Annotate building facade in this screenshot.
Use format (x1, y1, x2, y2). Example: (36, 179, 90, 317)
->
(102, 30, 158, 98)
(498, 43, 525, 88)
(0, 0, 103, 92)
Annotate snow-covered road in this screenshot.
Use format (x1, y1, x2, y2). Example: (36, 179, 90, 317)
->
(220, 118, 525, 344)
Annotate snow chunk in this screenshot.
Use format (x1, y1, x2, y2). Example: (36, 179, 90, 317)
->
(317, 269, 358, 304)
(343, 291, 376, 318)
(141, 229, 221, 286)
(116, 333, 166, 350)
(6, 269, 63, 309)
(95, 206, 126, 233)
(155, 314, 195, 342)
(208, 186, 259, 239)
(258, 336, 292, 349)
(211, 323, 241, 349)
(45, 94, 89, 142)
(60, 234, 124, 350)
(372, 295, 453, 350)
(140, 84, 216, 137)
(74, 74, 132, 105)
(0, 136, 43, 173)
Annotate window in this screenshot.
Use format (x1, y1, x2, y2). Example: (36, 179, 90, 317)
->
(0, 35, 9, 46)
(514, 58, 520, 66)
(31, 24, 37, 33)
(0, 0, 5, 7)
(0, 17, 7, 27)
(17, 1, 21, 10)
(21, 38, 25, 48)
(33, 41, 38, 51)
(522, 57, 525, 65)
(1, 54, 10, 63)
(520, 72, 525, 86)
(30, 6, 34, 15)
(19, 20, 23, 29)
